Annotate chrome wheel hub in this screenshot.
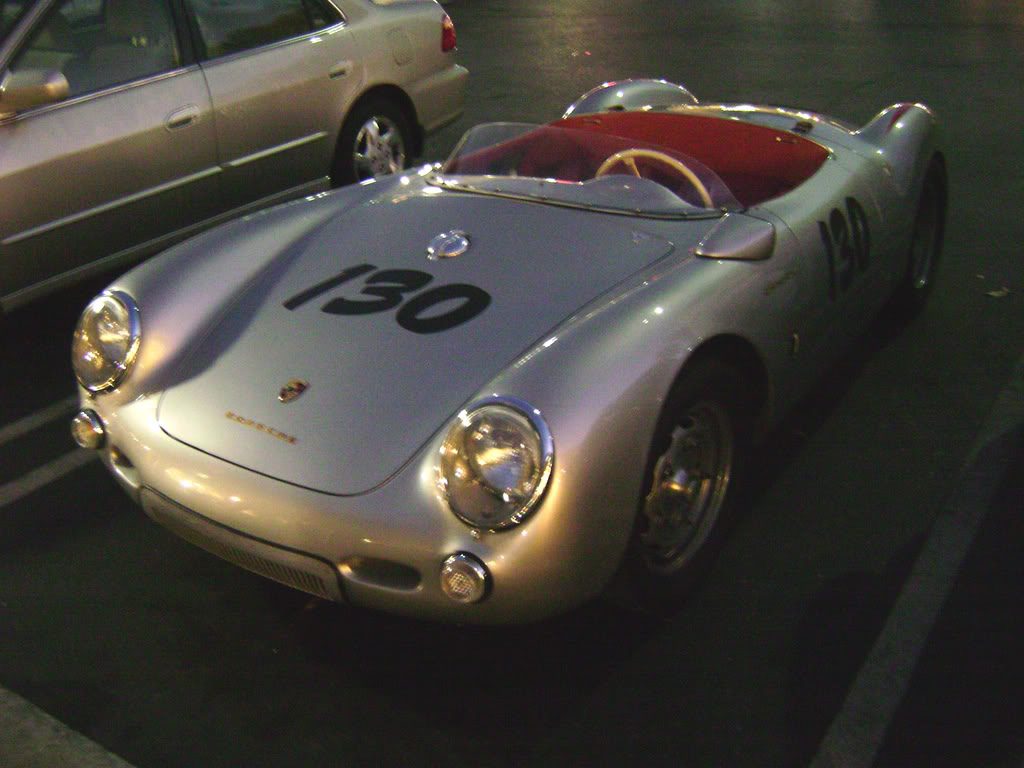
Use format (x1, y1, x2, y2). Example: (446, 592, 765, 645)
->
(910, 192, 939, 290)
(641, 401, 733, 573)
(353, 116, 405, 179)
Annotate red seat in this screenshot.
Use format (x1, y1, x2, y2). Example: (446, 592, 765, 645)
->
(553, 111, 829, 206)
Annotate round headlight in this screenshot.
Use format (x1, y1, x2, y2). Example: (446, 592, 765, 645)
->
(71, 291, 141, 393)
(439, 398, 553, 530)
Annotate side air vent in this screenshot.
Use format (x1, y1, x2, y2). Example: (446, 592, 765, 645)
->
(695, 213, 776, 261)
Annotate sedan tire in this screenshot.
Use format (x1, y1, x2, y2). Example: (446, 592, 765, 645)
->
(332, 97, 413, 186)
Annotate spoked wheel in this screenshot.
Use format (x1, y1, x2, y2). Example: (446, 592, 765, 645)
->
(332, 98, 412, 186)
(353, 115, 406, 179)
(894, 156, 946, 319)
(640, 400, 735, 574)
(909, 192, 939, 292)
(617, 358, 753, 608)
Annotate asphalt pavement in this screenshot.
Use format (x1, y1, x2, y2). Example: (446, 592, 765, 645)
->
(874, 425, 1023, 768)
(1, 357, 1020, 767)
(3, 0, 1024, 766)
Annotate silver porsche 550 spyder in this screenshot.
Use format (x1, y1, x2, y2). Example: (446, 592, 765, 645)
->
(71, 79, 946, 624)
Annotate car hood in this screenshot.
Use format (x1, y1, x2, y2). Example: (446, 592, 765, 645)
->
(157, 185, 685, 494)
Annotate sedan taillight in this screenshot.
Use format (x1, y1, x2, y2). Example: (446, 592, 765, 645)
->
(441, 13, 456, 52)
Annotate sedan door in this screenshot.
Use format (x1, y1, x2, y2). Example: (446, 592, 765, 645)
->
(0, 0, 220, 310)
(184, 0, 361, 212)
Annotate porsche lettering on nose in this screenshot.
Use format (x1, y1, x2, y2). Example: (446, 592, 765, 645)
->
(224, 412, 298, 445)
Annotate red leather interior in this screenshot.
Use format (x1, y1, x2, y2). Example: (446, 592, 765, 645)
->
(553, 112, 829, 206)
(446, 111, 830, 207)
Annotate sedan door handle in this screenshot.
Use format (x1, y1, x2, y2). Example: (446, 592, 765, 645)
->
(329, 60, 353, 79)
(165, 104, 200, 131)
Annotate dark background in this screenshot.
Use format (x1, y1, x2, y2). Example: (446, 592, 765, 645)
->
(2, 1, 1022, 766)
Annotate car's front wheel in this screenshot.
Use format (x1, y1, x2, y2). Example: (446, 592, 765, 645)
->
(332, 97, 412, 186)
(617, 358, 753, 608)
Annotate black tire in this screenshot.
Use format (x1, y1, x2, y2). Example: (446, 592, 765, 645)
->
(614, 358, 754, 610)
(331, 97, 413, 186)
(893, 156, 946, 320)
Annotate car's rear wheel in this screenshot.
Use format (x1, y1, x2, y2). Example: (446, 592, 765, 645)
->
(894, 156, 946, 318)
(616, 359, 753, 608)
(332, 97, 412, 186)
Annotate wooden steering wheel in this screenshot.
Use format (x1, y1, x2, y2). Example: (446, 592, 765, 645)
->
(595, 148, 714, 208)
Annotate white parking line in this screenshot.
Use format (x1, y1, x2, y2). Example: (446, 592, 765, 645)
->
(0, 398, 128, 766)
(0, 686, 136, 768)
(0, 449, 98, 510)
(0, 395, 79, 447)
(810, 354, 1024, 768)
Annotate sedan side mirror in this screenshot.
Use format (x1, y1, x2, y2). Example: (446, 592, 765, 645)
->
(0, 68, 70, 117)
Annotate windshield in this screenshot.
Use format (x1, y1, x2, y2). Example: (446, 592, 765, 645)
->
(438, 122, 740, 217)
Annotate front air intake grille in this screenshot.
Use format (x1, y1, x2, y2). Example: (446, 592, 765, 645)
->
(156, 512, 330, 598)
(140, 489, 343, 602)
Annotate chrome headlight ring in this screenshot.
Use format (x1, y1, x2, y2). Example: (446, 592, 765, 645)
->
(71, 290, 141, 393)
(439, 396, 554, 531)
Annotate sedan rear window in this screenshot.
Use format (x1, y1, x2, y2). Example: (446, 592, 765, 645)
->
(188, 0, 340, 59)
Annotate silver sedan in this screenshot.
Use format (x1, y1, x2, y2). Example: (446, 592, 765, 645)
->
(0, 0, 467, 311)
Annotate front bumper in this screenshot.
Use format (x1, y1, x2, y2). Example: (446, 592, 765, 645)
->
(78, 391, 615, 624)
(140, 488, 346, 602)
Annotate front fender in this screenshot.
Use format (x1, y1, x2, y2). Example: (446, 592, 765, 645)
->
(445, 244, 724, 598)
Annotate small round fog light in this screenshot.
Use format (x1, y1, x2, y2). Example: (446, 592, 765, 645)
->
(440, 553, 490, 604)
(71, 409, 105, 449)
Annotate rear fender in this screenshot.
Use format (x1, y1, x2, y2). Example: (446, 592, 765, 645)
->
(563, 79, 698, 119)
(855, 103, 942, 197)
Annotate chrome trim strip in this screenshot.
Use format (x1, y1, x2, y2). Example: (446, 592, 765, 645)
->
(198, 22, 347, 67)
(2, 165, 223, 246)
(432, 178, 726, 221)
(0, 66, 203, 125)
(323, 1, 346, 22)
(223, 131, 329, 169)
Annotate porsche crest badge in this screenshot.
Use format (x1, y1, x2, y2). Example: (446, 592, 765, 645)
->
(278, 378, 309, 403)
